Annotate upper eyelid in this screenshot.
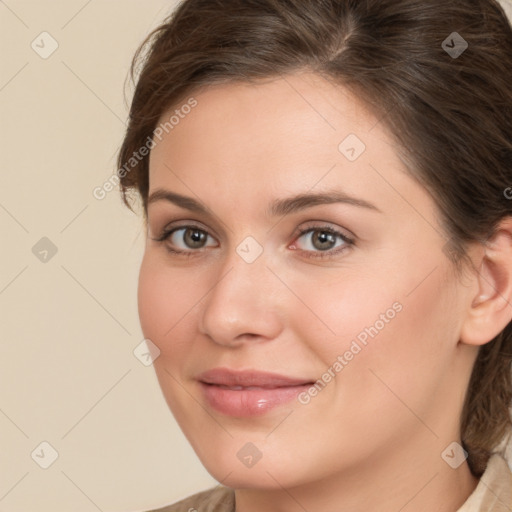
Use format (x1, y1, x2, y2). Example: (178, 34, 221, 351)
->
(158, 221, 347, 235)
(161, 225, 354, 262)
(159, 222, 219, 242)
(157, 223, 353, 249)
(297, 222, 354, 238)
(155, 217, 353, 234)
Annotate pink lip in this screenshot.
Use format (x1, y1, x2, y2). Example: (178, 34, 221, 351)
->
(197, 368, 314, 417)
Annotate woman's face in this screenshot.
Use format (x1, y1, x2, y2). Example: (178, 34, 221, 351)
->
(138, 72, 477, 489)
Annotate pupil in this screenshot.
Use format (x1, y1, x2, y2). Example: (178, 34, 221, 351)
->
(185, 229, 206, 248)
(314, 231, 335, 250)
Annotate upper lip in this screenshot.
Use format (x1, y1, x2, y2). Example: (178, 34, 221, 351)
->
(197, 368, 314, 388)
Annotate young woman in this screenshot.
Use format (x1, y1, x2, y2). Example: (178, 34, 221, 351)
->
(117, 1, 512, 510)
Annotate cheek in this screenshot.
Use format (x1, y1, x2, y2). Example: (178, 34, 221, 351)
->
(337, 269, 458, 421)
(283, 269, 405, 366)
(137, 254, 204, 420)
(137, 255, 166, 343)
(137, 253, 200, 357)
(288, 262, 457, 406)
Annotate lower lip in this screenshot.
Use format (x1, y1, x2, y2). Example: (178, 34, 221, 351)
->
(199, 382, 311, 417)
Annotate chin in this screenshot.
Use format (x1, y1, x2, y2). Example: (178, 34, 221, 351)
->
(193, 442, 311, 490)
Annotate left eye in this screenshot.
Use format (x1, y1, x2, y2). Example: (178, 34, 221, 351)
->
(153, 224, 354, 259)
(292, 227, 352, 253)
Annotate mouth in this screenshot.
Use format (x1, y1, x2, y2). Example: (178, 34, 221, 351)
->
(197, 368, 315, 417)
(206, 384, 304, 390)
(197, 368, 314, 388)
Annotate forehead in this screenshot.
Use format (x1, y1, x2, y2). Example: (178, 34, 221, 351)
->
(147, 72, 412, 217)
(150, 72, 379, 163)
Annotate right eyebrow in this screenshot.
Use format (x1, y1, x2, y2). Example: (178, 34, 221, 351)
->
(147, 189, 210, 215)
(147, 188, 382, 218)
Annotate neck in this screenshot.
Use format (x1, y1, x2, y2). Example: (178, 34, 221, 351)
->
(233, 435, 479, 512)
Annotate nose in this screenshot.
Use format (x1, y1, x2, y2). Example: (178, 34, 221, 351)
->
(198, 251, 284, 347)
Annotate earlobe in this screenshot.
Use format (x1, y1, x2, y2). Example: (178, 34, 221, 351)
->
(460, 218, 512, 347)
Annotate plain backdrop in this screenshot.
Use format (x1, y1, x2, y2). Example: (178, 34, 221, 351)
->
(1, 0, 511, 511)
(0, 1, 217, 511)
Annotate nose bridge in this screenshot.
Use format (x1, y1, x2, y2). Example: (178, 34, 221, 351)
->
(211, 233, 271, 302)
(198, 241, 282, 345)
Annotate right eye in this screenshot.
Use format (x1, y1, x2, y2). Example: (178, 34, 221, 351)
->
(153, 225, 219, 255)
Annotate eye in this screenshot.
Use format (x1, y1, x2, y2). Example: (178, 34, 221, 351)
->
(152, 225, 218, 255)
(151, 222, 355, 260)
(290, 225, 354, 259)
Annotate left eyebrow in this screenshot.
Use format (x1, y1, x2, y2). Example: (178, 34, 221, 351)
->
(267, 190, 382, 217)
(146, 189, 382, 217)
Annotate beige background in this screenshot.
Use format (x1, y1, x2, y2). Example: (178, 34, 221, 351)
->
(1, 0, 512, 511)
(0, 1, 217, 511)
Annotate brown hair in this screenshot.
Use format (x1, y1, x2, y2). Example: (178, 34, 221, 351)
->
(117, 0, 512, 476)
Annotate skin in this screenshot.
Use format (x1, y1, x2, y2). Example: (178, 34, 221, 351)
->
(138, 72, 512, 512)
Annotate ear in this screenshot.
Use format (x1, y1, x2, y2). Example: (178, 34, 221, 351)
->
(460, 217, 512, 346)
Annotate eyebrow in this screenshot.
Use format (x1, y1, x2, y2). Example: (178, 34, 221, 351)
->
(147, 188, 382, 217)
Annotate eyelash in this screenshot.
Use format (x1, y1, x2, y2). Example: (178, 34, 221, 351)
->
(152, 224, 355, 260)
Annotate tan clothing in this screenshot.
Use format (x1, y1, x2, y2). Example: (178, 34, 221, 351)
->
(458, 453, 512, 511)
(148, 453, 512, 512)
(148, 485, 234, 512)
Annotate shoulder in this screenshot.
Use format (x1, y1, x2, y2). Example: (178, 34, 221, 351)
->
(457, 452, 512, 511)
(145, 486, 235, 512)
